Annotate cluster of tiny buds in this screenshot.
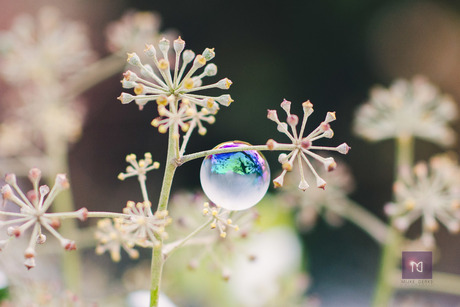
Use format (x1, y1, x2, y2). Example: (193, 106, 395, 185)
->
(202, 202, 239, 238)
(0, 168, 87, 269)
(266, 99, 350, 191)
(118, 36, 233, 139)
(118, 152, 160, 181)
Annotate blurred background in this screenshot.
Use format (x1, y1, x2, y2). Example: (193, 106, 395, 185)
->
(1, 0, 460, 306)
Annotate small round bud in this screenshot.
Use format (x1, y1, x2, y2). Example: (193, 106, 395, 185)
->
(182, 50, 195, 64)
(266, 139, 278, 150)
(204, 63, 217, 76)
(278, 153, 289, 164)
(287, 114, 299, 126)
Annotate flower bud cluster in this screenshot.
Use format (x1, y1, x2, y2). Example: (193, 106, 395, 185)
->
(95, 201, 171, 261)
(266, 99, 350, 191)
(118, 37, 233, 140)
(384, 154, 460, 247)
(0, 168, 87, 269)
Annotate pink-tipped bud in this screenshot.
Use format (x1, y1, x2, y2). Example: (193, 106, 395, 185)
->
(24, 247, 35, 259)
(1, 185, 13, 200)
(50, 218, 61, 229)
(24, 257, 35, 270)
(4, 173, 16, 185)
(55, 174, 70, 190)
(280, 99, 291, 113)
(320, 122, 330, 132)
(267, 109, 279, 121)
(287, 114, 299, 126)
(266, 139, 278, 150)
(77, 207, 89, 222)
(28, 167, 42, 184)
(62, 239, 77, 251)
(324, 157, 337, 172)
(27, 190, 38, 203)
(301, 138, 312, 149)
(7, 226, 21, 237)
(316, 177, 327, 190)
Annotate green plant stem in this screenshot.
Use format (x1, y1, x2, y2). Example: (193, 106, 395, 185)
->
(150, 127, 178, 307)
(162, 219, 213, 257)
(67, 52, 125, 99)
(180, 144, 295, 164)
(372, 135, 414, 307)
(335, 200, 389, 244)
(45, 136, 83, 294)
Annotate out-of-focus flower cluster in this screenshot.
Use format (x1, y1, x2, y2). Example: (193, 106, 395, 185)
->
(385, 154, 460, 247)
(95, 201, 171, 262)
(354, 76, 458, 146)
(266, 99, 350, 190)
(281, 159, 355, 231)
(0, 7, 95, 162)
(118, 36, 233, 144)
(106, 10, 176, 57)
(0, 168, 88, 269)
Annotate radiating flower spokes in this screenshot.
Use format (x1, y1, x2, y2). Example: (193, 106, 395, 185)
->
(353, 76, 458, 146)
(118, 37, 233, 143)
(266, 99, 350, 190)
(95, 201, 171, 261)
(384, 154, 460, 247)
(0, 168, 88, 269)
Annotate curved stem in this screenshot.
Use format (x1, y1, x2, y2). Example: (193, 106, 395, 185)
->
(67, 52, 125, 99)
(372, 135, 414, 307)
(333, 200, 389, 244)
(180, 144, 295, 164)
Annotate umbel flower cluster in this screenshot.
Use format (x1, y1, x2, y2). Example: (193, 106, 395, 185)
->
(95, 201, 171, 262)
(385, 154, 460, 247)
(354, 76, 457, 146)
(0, 169, 88, 269)
(266, 99, 350, 190)
(118, 36, 233, 142)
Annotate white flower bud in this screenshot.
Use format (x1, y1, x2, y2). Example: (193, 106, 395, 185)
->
(174, 36, 185, 54)
(182, 50, 195, 64)
(202, 48, 215, 61)
(204, 63, 217, 76)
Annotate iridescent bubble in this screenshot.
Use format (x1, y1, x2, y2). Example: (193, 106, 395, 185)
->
(200, 141, 270, 211)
